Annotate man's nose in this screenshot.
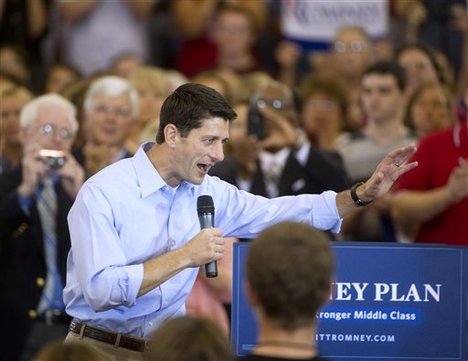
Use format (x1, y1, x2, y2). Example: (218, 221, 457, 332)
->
(210, 143, 225, 162)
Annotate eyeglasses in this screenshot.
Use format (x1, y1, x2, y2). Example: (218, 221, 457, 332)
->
(93, 104, 131, 118)
(334, 40, 369, 53)
(39, 123, 73, 140)
(256, 98, 291, 111)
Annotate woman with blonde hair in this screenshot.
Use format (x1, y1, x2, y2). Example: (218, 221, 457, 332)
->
(128, 66, 171, 152)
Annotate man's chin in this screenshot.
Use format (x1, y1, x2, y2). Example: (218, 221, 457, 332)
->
(189, 173, 206, 185)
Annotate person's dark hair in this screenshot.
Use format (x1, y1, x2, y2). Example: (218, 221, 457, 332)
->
(362, 61, 406, 91)
(146, 316, 235, 361)
(246, 222, 334, 331)
(156, 83, 237, 144)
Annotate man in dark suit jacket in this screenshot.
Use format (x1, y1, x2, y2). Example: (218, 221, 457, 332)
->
(210, 144, 348, 197)
(0, 94, 84, 361)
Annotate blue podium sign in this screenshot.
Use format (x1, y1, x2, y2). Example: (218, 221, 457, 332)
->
(232, 242, 468, 360)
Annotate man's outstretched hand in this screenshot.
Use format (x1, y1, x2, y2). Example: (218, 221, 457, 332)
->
(359, 144, 418, 202)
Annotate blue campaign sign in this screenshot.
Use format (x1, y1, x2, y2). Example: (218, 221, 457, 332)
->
(232, 242, 468, 360)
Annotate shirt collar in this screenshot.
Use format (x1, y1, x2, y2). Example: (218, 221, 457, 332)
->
(131, 142, 195, 198)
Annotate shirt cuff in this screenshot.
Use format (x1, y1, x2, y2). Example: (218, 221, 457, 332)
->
(314, 191, 342, 234)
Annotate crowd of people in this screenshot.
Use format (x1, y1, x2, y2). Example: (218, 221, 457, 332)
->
(1, 0, 467, 360)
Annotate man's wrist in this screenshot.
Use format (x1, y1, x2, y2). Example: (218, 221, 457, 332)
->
(350, 182, 373, 206)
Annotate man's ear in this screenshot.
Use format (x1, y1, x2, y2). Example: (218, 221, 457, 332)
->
(164, 124, 178, 148)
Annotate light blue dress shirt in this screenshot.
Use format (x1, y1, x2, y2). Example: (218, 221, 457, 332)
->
(64, 142, 342, 338)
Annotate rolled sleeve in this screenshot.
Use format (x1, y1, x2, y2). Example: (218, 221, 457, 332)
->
(311, 190, 342, 233)
(85, 264, 144, 312)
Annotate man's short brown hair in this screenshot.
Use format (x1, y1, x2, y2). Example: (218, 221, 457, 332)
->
(246, 222, 334, 331)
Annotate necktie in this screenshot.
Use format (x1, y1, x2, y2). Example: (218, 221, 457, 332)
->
(36, 177, 65, 313)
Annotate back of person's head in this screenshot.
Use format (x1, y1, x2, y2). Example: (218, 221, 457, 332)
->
(146, 316, 235, 361)
(362, 61, 406, 92)
(20, 93, 78, 132)
(157, 83, 237, 144)
(246, 222, 334, 331)
(83, 75, 139, 118)
(32, 341, 109, 361)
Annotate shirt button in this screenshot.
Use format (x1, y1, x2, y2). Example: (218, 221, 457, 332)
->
(148, 321, 153, 326)
(171, 240, 176, 246)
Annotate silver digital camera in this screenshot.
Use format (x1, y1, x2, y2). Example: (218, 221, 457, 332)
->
(39, 149, 66, 170)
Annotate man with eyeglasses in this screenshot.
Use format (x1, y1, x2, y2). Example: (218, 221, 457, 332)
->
(0, 94, 84, 361)
(76, 76, 138, 177)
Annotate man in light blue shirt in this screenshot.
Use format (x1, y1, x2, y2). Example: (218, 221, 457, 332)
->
(64, 83, 417, 360)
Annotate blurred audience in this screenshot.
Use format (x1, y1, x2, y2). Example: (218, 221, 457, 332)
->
(0, 94, 84, 361)
(54, 0, 152, 77)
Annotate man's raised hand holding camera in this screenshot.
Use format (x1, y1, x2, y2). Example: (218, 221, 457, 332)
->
(17, 95, 84, 200)
(0, 94, 84, 361)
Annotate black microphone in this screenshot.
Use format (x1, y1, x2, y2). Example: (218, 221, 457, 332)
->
(197, 195, 217, 278)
